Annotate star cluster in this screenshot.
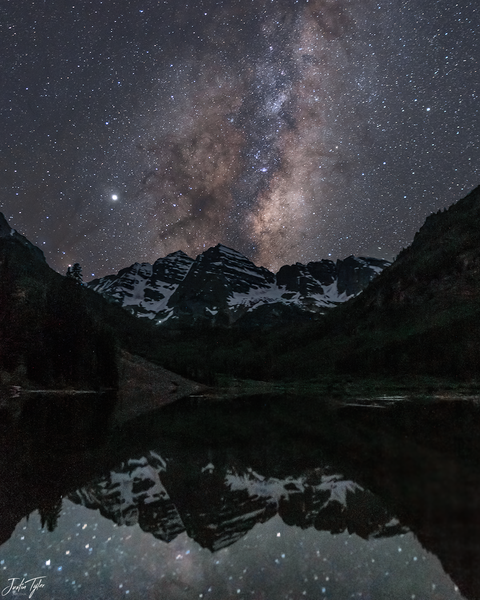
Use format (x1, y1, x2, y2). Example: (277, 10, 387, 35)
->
(1, 0, 479, 276)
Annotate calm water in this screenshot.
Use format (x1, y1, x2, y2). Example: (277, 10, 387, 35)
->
(0, 392, 479, 600)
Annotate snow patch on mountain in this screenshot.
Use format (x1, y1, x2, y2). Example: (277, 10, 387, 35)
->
(88, 250, 194, 320)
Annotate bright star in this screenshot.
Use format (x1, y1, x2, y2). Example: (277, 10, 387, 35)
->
(111, 194, 118, 200)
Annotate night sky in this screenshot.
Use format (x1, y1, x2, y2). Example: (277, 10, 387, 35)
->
(1, 1, 479, 278)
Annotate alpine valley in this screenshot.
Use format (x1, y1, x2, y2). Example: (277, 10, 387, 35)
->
(2, 186, 480, 600)
(1, 183, 480, 391)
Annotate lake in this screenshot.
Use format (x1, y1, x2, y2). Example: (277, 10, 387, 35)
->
(0, 392, 479, 599)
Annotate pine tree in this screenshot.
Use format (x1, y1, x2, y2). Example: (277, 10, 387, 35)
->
(39, 498, 63, 532)
(72, 263, 83, 283)
(66, 263, 83, 284)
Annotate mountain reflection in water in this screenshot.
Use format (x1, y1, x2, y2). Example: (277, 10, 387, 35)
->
(0, 392, 479, 599)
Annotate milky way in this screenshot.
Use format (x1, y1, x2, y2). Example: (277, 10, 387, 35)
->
(1, 0, 479, 276)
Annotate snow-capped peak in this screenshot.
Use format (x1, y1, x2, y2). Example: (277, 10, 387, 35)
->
(87, 245, 390, 326)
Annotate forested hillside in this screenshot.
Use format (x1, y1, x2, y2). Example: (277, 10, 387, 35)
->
(0, 214, 167, 389)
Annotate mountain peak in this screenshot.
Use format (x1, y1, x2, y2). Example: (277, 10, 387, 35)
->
(165, 250, 192, 259)
(87, 244, 388, 327)
(0, 212, 46, 263)
(0, 212, 14, 238)
(201, 243, 249, 262)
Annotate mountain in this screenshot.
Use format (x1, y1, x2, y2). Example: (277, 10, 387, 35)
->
(87, 250, 195, 320)
(0, 212, 46, 264)
(87, 244, 390, 327)
(0, 212, 119, 390)
(110, 184, 480, 385)
(262, 184, 480, 381)
(0, 212, 199, 396)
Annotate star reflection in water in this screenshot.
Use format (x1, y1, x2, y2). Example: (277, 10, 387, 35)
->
(0, 500, 463, 600)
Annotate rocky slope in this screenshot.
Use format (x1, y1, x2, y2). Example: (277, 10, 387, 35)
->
(87, 244, 390, 327)
(113, 351, 206, 426)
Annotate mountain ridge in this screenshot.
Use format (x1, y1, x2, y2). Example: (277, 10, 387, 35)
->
(87, 243, 390, 327)
(106, 184, 480, 384)
(0, 212, 46, 264)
